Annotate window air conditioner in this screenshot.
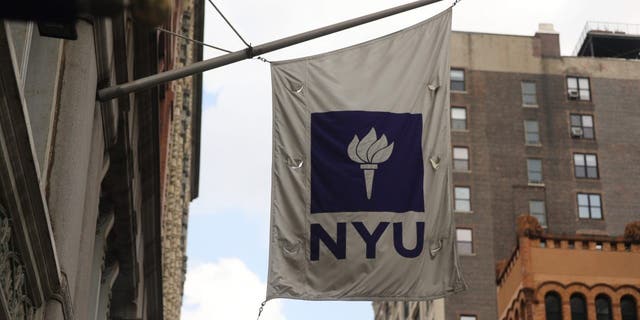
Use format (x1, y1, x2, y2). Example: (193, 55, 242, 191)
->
(571, 127, 583, 138)
(568, 90, 579, 99)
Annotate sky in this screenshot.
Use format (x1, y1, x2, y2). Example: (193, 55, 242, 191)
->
(181, 1, 640, 319)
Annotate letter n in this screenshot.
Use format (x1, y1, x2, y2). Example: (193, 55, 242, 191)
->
(310, 223, 346, 261)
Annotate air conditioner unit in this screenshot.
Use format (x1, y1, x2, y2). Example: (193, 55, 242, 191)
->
(568, 90, 579, 99)
(571, 127, 583, 138)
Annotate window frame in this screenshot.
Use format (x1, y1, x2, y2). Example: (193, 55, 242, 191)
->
(521, 81, 537, 106)
(529, 200, 547, 227)
(596, 294, 613, 320)
(577, 193, 603, 220)
(527, 158, 543, 184)
(451, 106, 468, 131)
(456, 228, 474, 255)
(454, 186, 471, 212)
(545, 291, 563, 320)
(621, 295, 638, 320)
(570, 114, 595, 140)
(453, 146, 470, 172)
(570, 293, 588, 320)
(451, 68, 466, 92)
(567, 76, 591, 101)
(524, 120, 540, 145)
(573, 153, 599, 179)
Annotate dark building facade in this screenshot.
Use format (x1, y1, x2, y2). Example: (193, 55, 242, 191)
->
(374, 23, 640, 320)
(0, 2, 202, 319)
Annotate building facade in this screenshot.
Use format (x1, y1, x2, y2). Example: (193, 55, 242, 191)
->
(374, 23, 640, 320)
(497, 216, 640, 320)
(159, 0, 204, 319)
(0, 2, 202, 319)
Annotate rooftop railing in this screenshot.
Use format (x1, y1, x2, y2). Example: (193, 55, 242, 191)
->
(573, 21, 640, 55)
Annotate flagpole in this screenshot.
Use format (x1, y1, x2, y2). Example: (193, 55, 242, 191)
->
(97, 0, 443, 101)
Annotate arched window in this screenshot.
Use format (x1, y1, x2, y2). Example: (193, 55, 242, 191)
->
(596, 294, 612, 320)
(570, 294, 587, 320)
(545, 291, 562, 320)
(621, 295, 638, 320)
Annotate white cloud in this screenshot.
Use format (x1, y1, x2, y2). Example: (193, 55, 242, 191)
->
(182, 258, 286, 320)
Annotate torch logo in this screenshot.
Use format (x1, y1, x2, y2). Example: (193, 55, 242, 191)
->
(310, 111, 423, 213)
(347, 128, 395, 199)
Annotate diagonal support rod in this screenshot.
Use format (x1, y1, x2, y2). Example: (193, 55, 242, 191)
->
(97, 0, 443, 101)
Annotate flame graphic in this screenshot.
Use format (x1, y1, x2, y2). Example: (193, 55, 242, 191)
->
(347, 128, 394, 199)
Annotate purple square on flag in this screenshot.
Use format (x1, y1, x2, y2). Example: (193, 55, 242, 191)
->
(310, 111, 424, 213)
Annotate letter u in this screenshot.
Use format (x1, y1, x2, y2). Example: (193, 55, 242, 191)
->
(392, 222, 425, 258)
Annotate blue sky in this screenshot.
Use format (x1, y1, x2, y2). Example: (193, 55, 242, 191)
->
(181, 1, 640, 319)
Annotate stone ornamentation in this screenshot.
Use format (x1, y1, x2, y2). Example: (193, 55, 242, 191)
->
(0, 210, 35, 320)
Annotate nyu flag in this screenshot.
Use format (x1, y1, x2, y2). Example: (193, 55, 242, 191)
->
(267, 9, 465, 301)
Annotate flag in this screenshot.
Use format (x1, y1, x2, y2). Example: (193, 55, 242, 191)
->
(267, 8, 465, 301)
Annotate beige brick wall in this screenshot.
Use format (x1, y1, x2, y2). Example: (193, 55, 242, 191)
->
(163, 1, 196, 319)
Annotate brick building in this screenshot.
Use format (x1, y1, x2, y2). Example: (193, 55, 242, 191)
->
(373, 22, 640, 320)
(497, 216, 640, 320)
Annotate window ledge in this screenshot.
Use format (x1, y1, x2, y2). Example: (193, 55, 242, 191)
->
(452, 129, 469, 133)
(522, 104, 539, 108)
(567, 98, 592, 102)
(455, 210, 474, 214)
(453, 170, 472, 174)
(527, 183, 545, 187)
(459, 253, 476, 257)
(525, 143, 543, 147)
(451, 90, 468, 94)
(578, 217, 605, 221)
(575, 178, 600, 181)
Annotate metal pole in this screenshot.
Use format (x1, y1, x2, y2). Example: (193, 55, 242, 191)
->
(98, 0, 443, 101)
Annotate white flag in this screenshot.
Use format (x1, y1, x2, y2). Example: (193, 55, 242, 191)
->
(267, 9, 465, 301)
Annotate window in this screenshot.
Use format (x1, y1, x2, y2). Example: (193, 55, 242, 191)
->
(456, 229, 473, 255)
(596, 294, 612, 320)
(577, 193, 602, 219)
(521, 81, 537, 105)
(460, 316, 477, 320)
(621, 295, 638, 320)
(404, 302, 410, 319)
(452, 107, 467, 130)
(570, 114, 595, 139)
(570, 294, 587, 320)
(574, 153, 598, 179)
(529, 200, 547, 227)
(451, 69, 465, 91)
(524, 120, 540, 145)
(453, 147, 469, 171)
(527, 159, 543, 183)
(454, 187, 471, 212)
(545, 292, 562, 320)
(567, 76, 590, 100)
